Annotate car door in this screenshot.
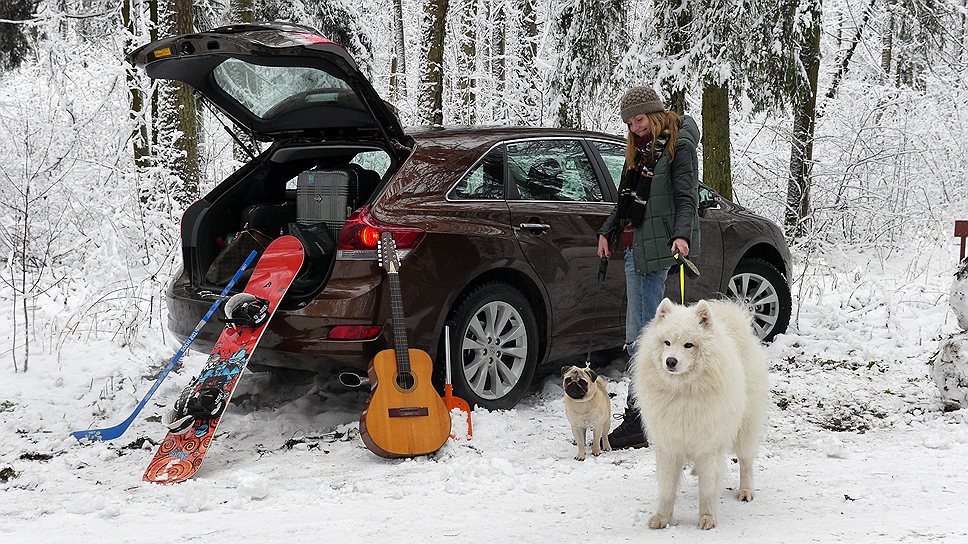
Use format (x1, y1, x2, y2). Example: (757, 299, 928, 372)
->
(587, 139, 725, 302)
(506, 138, 625, 360)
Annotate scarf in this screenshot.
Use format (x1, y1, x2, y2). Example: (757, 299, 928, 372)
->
(633, 131, 669, 200)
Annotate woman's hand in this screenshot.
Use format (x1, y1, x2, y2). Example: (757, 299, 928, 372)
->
(597, 235, 611, 259)
(671, 238, 689, 257)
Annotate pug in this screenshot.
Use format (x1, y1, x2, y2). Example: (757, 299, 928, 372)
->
(561, 365, 612, 460)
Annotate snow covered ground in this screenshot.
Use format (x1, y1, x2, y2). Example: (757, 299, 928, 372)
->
(2, 238, 968, 543)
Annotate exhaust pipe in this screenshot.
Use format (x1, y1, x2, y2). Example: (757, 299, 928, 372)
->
(338, 370, 369, 388)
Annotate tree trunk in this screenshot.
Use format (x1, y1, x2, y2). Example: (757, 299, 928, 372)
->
(420, 0, 449, 125)
(149, 0, 159, 148)
(390, 0, 407, 101)
(701, 81, 732, 201)
(785, 0, 822, 239)
(164, 0, 201, 204)
(492, 2, 506, 120)
(230, 0, 254, 23)
(518, 0, 538, 119)
(519, 0, 537, 65)
(230, 0, 258, 163)
(456, 0, 477, 123)
(881, 0, 895, 81)
(896, 17, 914, 87)
(955, 0, 968, 64)
(123, 0, 150, 169)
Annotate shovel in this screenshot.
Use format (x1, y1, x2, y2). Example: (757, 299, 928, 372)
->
(444, 325, 473, 439)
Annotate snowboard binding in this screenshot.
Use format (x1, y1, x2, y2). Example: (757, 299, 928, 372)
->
(162, 379, 228, 434)
(221, 293, 270, 329)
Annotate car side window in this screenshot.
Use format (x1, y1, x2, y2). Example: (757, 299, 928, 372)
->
(506, 140, 603, 202)
(451, 146, 505, 200)
(589, 140, 626, 191)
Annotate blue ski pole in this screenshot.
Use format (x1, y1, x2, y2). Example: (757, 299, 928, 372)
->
(70, 250, 259, 442)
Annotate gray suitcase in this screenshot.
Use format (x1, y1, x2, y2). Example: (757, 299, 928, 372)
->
(297, 168, 359, 240)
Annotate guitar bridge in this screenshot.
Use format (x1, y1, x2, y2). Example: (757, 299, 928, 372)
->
(388, 407, 429, 417)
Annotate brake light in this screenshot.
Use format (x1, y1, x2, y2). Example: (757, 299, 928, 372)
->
(289, 32, 332, 45)
(328, 325, 382, 340)
(337, 207, 425, 251)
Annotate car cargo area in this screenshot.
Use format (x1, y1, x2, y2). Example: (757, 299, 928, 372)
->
(188, 144, 390, 304)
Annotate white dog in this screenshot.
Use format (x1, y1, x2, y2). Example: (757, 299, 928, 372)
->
(631, 298, 769, 530)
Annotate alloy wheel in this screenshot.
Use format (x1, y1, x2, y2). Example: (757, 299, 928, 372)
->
(460, 301, 530, 401)
(727, 270, 781, 340)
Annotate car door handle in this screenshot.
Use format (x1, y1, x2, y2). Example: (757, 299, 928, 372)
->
(519, 222, 551, 234)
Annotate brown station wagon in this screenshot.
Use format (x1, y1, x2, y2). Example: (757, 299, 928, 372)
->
(131, 22, 793, 410)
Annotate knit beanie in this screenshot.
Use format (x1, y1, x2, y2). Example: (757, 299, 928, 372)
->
(619, 86, 665, 122)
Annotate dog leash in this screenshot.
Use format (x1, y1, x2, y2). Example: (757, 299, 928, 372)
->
(583, 257, 610, 368)
(672, 252, 701, 304)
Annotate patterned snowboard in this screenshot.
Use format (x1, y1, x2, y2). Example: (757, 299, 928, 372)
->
(143, 235, 305, 484)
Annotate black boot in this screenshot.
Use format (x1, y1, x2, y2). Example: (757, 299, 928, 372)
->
(608, 406, 648, 449)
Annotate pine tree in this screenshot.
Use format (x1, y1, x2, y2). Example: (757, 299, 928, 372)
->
(880, 0, 950, 89)
(552, 0, 626, 129)
(0, 0, 32, 72)
(649, 0, 758, 200)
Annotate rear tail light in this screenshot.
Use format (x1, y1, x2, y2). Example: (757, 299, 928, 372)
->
(289, 32, 332, 45)
(336, 206, 425, 251)
(328, 325, 382, 340)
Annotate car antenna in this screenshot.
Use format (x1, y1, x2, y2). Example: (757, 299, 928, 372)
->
(197, 93, 259, 160)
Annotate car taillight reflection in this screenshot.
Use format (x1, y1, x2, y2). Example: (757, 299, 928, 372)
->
(336, 206, 425, 251)
(328, 325, 382, 340)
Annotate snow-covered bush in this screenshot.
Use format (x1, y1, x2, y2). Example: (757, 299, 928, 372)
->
(931, 333, 968, 410)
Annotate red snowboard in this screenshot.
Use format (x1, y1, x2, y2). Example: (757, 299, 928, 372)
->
(144, 235, 304, 484)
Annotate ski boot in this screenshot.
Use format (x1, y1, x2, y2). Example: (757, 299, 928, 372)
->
(222, 293, 270, 329)
(161, 378, 229, 434)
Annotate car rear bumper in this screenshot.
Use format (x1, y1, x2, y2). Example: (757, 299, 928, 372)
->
(165, 270, 388, 373)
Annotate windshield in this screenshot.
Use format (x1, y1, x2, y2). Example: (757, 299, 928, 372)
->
(213, 58, 364, 120)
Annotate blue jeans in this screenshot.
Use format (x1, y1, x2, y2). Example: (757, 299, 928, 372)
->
(622, 248, 668, 414)
(624, 248, 669, 349)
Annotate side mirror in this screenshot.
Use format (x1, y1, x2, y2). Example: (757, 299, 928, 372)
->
(698, 186, 719, 210)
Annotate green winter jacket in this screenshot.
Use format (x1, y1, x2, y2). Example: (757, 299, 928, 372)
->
(599, 114, 702, 274)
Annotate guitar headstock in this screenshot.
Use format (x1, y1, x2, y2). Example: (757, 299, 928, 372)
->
(378, 231, 400, 274)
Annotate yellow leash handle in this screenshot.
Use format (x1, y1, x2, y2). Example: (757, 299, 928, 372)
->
(674, 252, 685, 304)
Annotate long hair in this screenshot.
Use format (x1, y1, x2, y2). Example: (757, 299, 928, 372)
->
(624, 110, 681, 170)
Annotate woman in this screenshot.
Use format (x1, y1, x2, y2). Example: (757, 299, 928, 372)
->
(597, 85, 701, 449)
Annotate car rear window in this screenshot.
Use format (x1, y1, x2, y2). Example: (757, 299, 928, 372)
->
(212, 58, 364, 119)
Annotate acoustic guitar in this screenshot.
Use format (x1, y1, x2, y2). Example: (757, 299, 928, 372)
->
(360, 232, 451, 458)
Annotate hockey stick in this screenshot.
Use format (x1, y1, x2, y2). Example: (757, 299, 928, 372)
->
(70, 250, 259, 442)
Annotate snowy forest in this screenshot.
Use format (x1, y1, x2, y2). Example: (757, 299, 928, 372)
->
(0, 0, 966, 368)
(2, 0, 968, 541)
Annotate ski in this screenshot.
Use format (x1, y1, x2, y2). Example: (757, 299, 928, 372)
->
(143, 235, 304, 484)
(70, 250, 260, 443)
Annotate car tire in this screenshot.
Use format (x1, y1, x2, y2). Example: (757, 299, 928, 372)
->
(443, 282, 539, 410)
(727, 258, 791, 342)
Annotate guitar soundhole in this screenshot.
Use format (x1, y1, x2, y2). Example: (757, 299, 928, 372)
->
(395, 371, 415, 391)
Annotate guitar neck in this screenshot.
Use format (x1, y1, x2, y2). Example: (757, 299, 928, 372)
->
(387, 271, 410, 372)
